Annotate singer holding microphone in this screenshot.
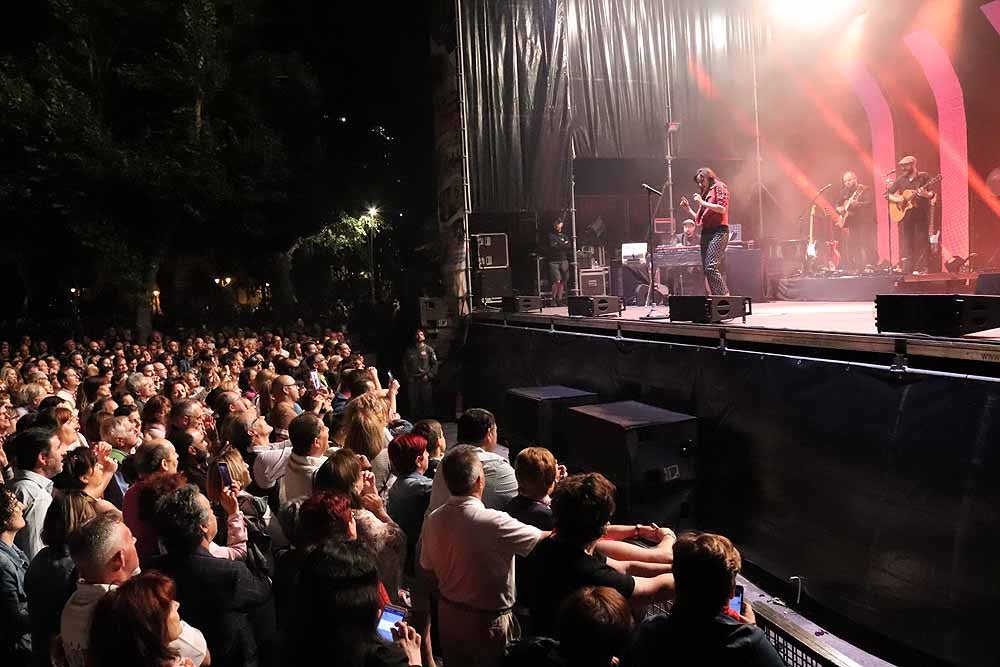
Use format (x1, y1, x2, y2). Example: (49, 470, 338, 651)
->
(680, 167, 730, 295)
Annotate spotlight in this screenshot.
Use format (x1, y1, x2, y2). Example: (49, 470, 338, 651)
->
(769, 0, 860, 30)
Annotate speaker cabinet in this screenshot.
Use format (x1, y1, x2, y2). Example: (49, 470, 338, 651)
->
(503, 386, 600, 460)
(419, 297, 459, 328)
(501, 296, 543, 313)
(568, 295, 622, 317)
(564, 401, 698, 525)
(875, 293, 1000, 337)
(669, 295, 751, 323)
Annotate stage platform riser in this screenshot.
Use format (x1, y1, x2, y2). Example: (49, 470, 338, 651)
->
(466, 323, 1000, 667)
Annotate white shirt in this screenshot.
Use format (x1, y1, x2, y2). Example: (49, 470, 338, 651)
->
(250, 439, 292, 490)
(278, 452, 327, 506)
(10, 468, 54, 559)
(427, 446, 518, 514)
(420, 495, 542, 611)
(61, 581, 209, 667)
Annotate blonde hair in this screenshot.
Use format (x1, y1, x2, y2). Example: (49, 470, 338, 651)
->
(206, 447, 251, 504)
(344, 393, 389, 460)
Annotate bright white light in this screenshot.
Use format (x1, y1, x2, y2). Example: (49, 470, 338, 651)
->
(769, 0, 858, 29)
(367, 207, 379, 217)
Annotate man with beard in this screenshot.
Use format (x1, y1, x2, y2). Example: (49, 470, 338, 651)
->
(886, 155, 936, 274)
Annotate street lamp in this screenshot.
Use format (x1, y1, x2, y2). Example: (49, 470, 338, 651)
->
(365, 206, 379, 302)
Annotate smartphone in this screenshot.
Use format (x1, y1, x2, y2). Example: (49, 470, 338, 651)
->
(387, 370, 394, 384)
(217, 462, 234, 489)
(310, 370, 321, 390)
(376, 604, 407, 641)
(728, 584, 744, 615)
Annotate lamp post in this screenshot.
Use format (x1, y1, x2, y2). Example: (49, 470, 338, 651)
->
(366, 207, 379, 303)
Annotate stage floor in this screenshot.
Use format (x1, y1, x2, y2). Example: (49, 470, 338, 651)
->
(534, 301, 1000, 340)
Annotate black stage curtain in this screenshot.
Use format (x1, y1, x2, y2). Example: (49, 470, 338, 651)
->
(466, 323, 1000, 666)
(460, 0, 760, 213)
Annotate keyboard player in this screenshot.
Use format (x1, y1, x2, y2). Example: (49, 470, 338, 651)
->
(666, 219, 703, 296)
(673, 219, 699, 247)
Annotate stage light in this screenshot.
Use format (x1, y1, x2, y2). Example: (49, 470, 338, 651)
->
(368, 207, 379, 217)
(769, 0, 859, 29)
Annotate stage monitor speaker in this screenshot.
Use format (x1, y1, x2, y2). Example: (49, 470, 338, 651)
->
(975, 273, 1000, 296)
(669, 295, 751, 323)
(579, 268, 609, 296)
(419, 297, 459, 328)
(501, 296, 542, 313)
(875, 294, 1000, 337)
(503, 386, 601, 460)
(564, 401, 698, 525)
(568, 295, 621, 317)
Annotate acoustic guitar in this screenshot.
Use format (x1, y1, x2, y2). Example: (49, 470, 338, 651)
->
(888, 174, 942, 224)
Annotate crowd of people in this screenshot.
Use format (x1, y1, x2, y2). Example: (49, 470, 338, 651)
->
(0, 325, 784, 667)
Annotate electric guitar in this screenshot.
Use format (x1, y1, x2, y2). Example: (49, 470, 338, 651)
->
(888, 174, 942, 224)
(833, 185, 865, 228)
(806, 204, 817, 258)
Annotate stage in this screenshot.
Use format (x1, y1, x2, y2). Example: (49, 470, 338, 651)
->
(475, 299, 1000, 373)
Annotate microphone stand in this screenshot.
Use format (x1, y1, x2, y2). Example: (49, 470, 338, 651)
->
(640, 183, 669, 320)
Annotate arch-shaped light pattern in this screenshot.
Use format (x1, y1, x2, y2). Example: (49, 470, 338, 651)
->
(982, 1, 1000, 34)
(842, 61, 895, 262)
(903, 30, 970, 261)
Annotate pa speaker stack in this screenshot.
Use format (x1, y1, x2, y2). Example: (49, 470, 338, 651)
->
(875, 293, 1000, 336)
(668, 295, 751, 323)
(568, 295, 622, 318)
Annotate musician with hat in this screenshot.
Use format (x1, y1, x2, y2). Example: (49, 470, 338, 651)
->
(886, 156, 936, 274)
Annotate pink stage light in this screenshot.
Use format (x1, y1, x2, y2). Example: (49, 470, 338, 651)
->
(903, 30, 970, 261)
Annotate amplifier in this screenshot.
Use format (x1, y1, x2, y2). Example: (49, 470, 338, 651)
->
(501, 296, 543, 313)
(568, 295, 622, 317)
(579, 268, 609, 296)
(875, 294, 1000, 336)
(669, 295, 751, 323)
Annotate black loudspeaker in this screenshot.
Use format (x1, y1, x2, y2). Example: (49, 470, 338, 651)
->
(503, 386, 601, 460)
(501, 296, 542, 313)
(564, 401, 698, 525)
(975, 273, 1000, 295)
(727, 248, 765, 301)
(568, 295, 621, 317)
(419, 297, 459, 328)
(473, 268, 512, 299)
(875, 294, 1000, 336)
(669, 295, 751, 323)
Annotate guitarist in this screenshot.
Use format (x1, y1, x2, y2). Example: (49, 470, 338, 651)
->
(835, 171, 875, 271)
(886, 155, 935, 274)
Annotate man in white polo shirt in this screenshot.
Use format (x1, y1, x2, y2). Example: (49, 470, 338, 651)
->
(420, 445, 549, 667)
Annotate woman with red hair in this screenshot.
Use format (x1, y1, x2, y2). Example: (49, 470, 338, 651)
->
(88, 571, 204, 667)
(386, 433, 432, 575)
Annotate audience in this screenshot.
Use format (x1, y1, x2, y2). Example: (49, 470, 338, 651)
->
(0, 486, 30, 663)
(0, 324, 786, 667)
(279, 413, 329, 505)
(24, 491, 103, 667)
(427, 409, 516, 513)
(420, 445, 548, 667)
(386, 433, 432, 574)
(313, 450, 406, 604)
(152, 484, 274, 667)
(283, 539, 422, 667)
(10, 428, 66, 558)
(88, 571, 206, 667)
(626, 531, 784, 666)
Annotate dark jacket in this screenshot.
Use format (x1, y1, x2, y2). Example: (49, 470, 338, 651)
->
(0, 539, 31, 662)
(626, 609, 784, 667)
(150, 546, 275, 667)
(24, 545, 76, 667)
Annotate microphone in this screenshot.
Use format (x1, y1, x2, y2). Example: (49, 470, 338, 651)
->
(818, 183, 833, 193)
(885, 168, 896, 177)
(641, 183, 663, 196)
